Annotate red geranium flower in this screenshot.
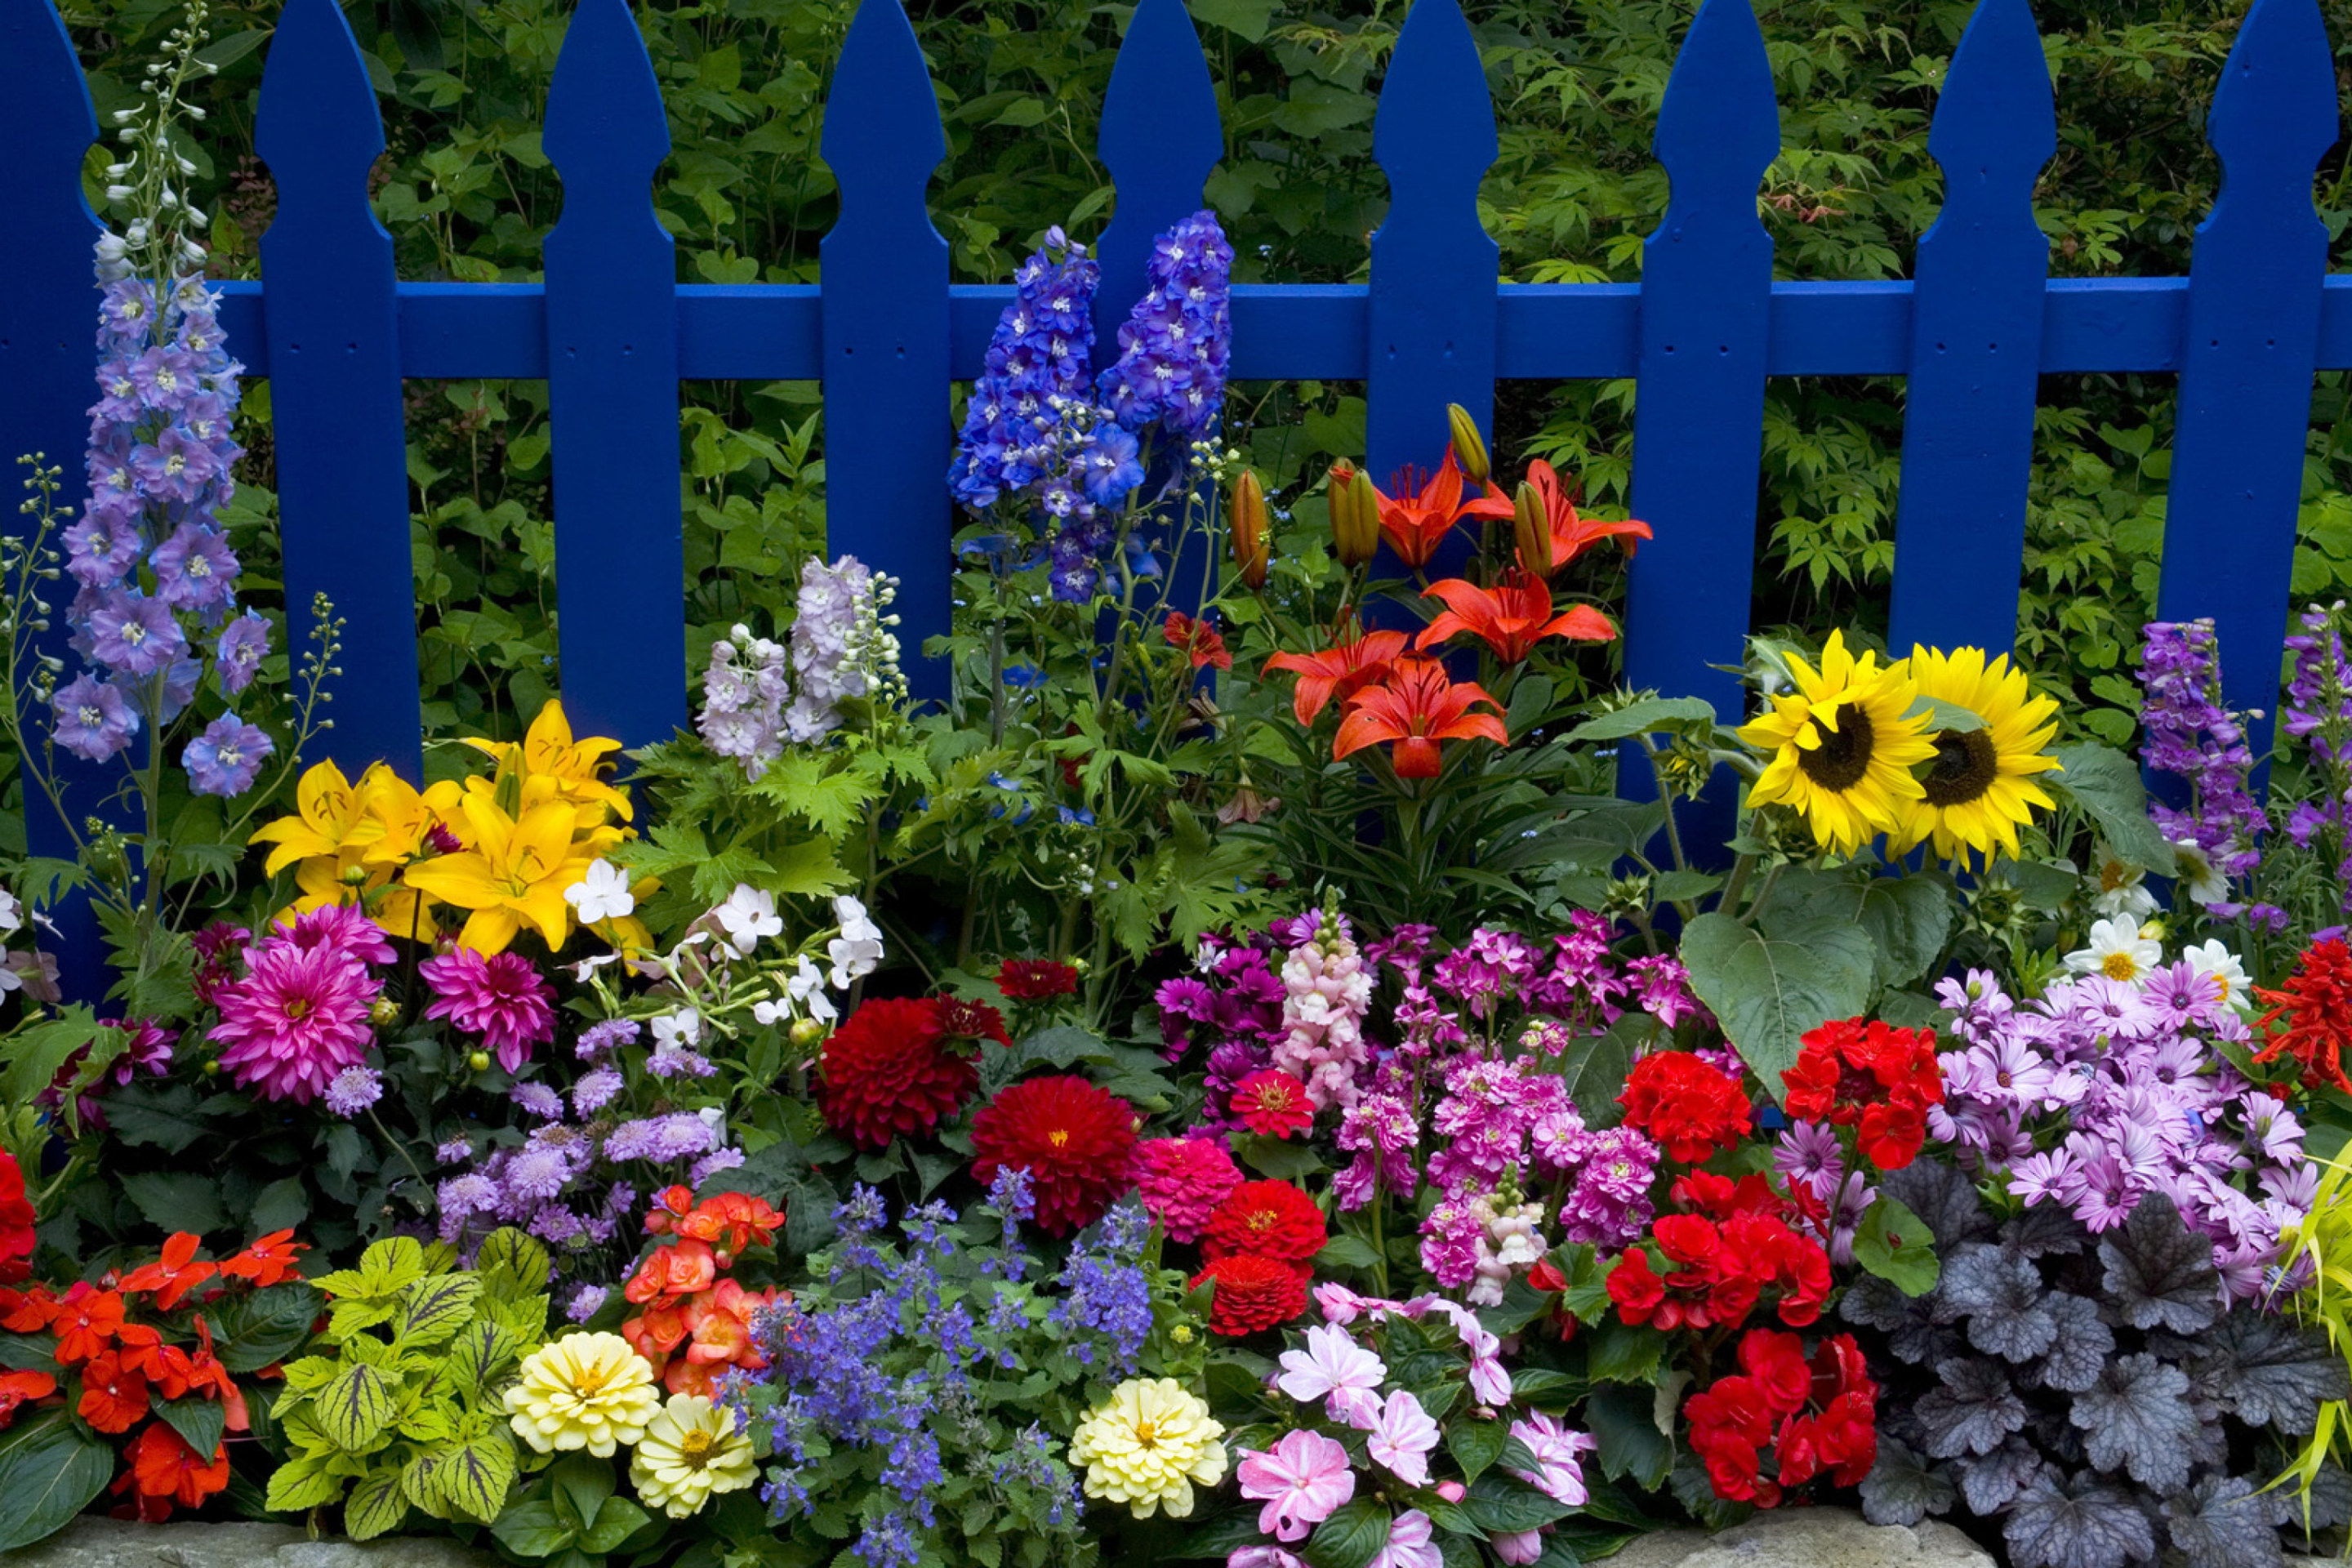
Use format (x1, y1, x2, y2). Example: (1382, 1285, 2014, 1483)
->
(1230, 1071, 1313, 1138)
(1619, 1051, 1754, 1164)
(1201, 1180, 1327, 1265)
(1164, 612, 1233, 672)
(970, 1075, 1139, 1236)
(0, 1152, 34, 1286)
(2255, 938, 2352, 1094)
(1782, 1018, 1943, 1171)
(0, 1368, 54, 1429)
(119, 1421, 230, 1511)
(119, 1232, 217, 1312)
(817, 997, 978, 1152)
(998, 960, 1081, 1003)
(76, 1348, 149, 1432)
(1191, 1253, 1309, 1336)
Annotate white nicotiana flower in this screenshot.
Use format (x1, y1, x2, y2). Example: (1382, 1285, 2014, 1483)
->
(652, 1009, 702, 1053)
(2169, 839, 2230, 906)
(564, 860, 635, 925)
(713, 884, 782, 955)
(2064, 915, 2164, 985)
(2088, 844, 2160, 921)
(0, 963, 23, 996)
(788, 954, 839, 1024)
(827, 895, 884, 987)
(2183, 939, 2254, 1011)
(0, 889, 23, 937)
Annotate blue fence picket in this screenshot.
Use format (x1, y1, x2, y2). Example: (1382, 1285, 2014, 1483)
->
(542, 0, 685, 751)
(0, 0, 108, 996)
(2155, 0, 2337, 773)
(1886, 0, 2054, 661)
(1365, 0, 1498, 586)
(821, 0, 950, 701)
(256, 0, 422, 780)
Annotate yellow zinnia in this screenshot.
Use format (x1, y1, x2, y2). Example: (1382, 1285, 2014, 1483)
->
(1890, 645, 2061, 866)
(504, 1332, 660, 1458)
(1067, 1378, 1227, 1520)
(1739, 630, 1936, 857)
(400, 790, 600, 954)
(629, 1394, 757, 1517)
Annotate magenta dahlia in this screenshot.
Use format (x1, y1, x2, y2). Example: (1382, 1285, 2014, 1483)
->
(283, 902, 398, 967)
(420, 948, 555, 1072)
(208, 939, 379, 1103)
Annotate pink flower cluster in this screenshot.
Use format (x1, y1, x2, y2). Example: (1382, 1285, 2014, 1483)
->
(207, 906, 389, 1103)
(1267, 910, 1374, 1109)
(1130, 1136, 1242, 1242)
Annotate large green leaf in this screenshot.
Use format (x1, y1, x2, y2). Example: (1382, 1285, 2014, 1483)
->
(214, 1281, 326, 1373)
(419, 1430, 519, 1523)
(1305, 1499, 1393, 1568)
(474, 1229, 553, 1303)
(0, 1410, 115, 1551)
(394, 1274, 484, 1350)
(316, 1361, 398, 1453)
(1461, 1474, 1575, 1534)
(154, 1394, 226, 1460)
(492, 1495, 577, 1559)
(265, 1449, 354, 1512)
(580, 1493, 653, 1554)
(1761, 868, 1956, 989)
(1854, 1197, 1941, 1296)
(1678, 912, 1876, 1100)
(1563, 696, 1717, 745)
(2051, 742, 2177, 875)
(344, 1468, 411, 1541)
(118, 1170, 226, 1237)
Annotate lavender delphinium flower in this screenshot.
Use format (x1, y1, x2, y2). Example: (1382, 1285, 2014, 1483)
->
(783, 557, 904, 744)
(2139, 618, 2270, 909)
(181, 715, 272, 797)
(2283, 601, 2352, 914)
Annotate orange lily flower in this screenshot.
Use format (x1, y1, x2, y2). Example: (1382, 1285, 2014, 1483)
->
(1415, 571, 1618, 663)
(1373, 450, 1495, 568)
(1462, 459, 1651, 573)
(1264, 630, 1410, 724)
(1333, 657, 1508, 779)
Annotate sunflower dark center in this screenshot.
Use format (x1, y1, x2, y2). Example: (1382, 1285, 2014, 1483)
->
(1921, 728, 1999, 807)
(1797, 705, 1876, 792)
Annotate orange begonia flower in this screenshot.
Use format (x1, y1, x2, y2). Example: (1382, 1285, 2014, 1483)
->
(625, 1238, 719, 1305)
(119, 1233, 217, 1312)
(1461, 458, 1651, 574)
(676, 1193, 786, 1260)
(1372, 450, 1497, 569)
(1414, 571, 1618, 664)
(1333, 657, 1508, 779)
(1264, 631, 1410, 724)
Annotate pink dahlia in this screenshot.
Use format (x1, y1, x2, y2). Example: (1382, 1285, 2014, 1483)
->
(283, 902, 398, 967)
(420, 948, 555, 1072)
(208, 940, 378, 1103)
(1132, 1136, 1243, 1243)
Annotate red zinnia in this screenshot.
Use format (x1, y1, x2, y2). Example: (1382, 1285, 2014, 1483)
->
(1620, 1051, 1754, 1164)
(1164, 612, 1234, 672)
(998, 960, 1081, 1003)
(2255, 938, 2352, 1094)
(1201, 1180, 1326, 1265)
(817, 998, 978, 1152)
(970, 1075, 1138, 1236)
(1230, 1070, 1314, 1138)
(1192, 1253, 1309, 1336)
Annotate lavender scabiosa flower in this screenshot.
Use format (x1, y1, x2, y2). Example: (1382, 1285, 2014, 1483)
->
(602, 1113, 720, 1165)
(577, 1018, 641, 1059)
(321, 1065, 383, 1119)
(566, 1285, 609, 1324)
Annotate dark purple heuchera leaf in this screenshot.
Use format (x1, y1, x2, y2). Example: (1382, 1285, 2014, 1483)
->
(1885, 1160, 1997, 1250)
(1843, 1274, 1963, 1365)
(2163, 1475, 2287, 1568)
(1944, 1244, 2058, 1362)
(2070, 1353, 2196, 1491)
(1860, 1437, 1957, 1527)
(2098, 1194, 2220, 1334)
(2032, 1293, 2116, 1394)
(2186, 1312, 2349, 1436)
(1918, 1356, 2030, 1459)
(2293, 1463, 2352, 1535)
(2004, 1470, 2158, 1568)
(1960, 1437, 2046, 1516)
(2003, 1203, 2089, 1259)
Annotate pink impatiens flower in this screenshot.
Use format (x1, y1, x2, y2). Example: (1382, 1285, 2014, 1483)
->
(1368, 1509, 1442, 1568)
(1236, 1429, 1355, 1543)
(1365, 1390, 1441, 1486)
(1508, 1409, 1597, 1506)
(1275, 1322, 1387, 1428)
(420, 947, 555, 1071)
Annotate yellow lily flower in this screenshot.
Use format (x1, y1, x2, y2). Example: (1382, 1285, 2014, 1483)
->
(461, 700, 634, 822)
(255, 762, 449, 942)
(247, 760, 371, 875)
(401, 791, 599, 954)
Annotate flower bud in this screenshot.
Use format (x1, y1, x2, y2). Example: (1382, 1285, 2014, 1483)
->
(1447, 403, 1490, 485)
(467, 1050, 492, 1073)
(1329, 463, 1380, 568)
(1513, 481, 1553, 577)
(1228, 468, 1269, 590)
(789, 1017, 825, 1048)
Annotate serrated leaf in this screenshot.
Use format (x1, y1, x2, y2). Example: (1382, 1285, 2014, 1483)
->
(420, 1430, 518, 1522)
(2164, 1475, 2288, 1568)
(1679, 911, 1876, 1098)
(1860, 1437, 1955, 1527)
(2098, 1193, 2219, 1333)
(265, 1449, 355, 1512)
(2192, 1312, 2350, 1434)
(345, 1467, 411, 1540)
(1584, 1322, 1665, 1385)
(2071, 1352, 2195, 1490)
(1585, 1384, 1673, 1489)
(118, 1170, 226, 1237)
(2004, 1470, 2155, 1568)
(317, 1361, 398, 1452)
(1916, 1357, 2027, 1459)
(394, 1274, 484, 1349)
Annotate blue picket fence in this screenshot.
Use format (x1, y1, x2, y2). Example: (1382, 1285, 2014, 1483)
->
(0, 0, 2345, 843)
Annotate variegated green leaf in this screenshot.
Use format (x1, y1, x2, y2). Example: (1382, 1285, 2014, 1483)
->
(356, 1236, 429, 1298)
(414, 1431, 519, 1524)
(265, 1450, 359, 1512)
(343, 1467, 410, 1540)
(327, 1297, 401, 1341)
(278, 1355, 339, 1394)
(393, 1273, 483, 1349)
(316, 1362, 397, 1454)
(474, 1229, 550, 1302)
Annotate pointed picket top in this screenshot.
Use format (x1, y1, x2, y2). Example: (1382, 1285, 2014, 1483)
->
(1924, 0, 2055, 212)
(256, 0, 390, 237)
(1094, 0, 1221, 344)
(1372, 0, 1499, 210)
(1650, 0, 1778, 226)
(2, 0, 99, 227)
(2205, 0, 2336, 232)
(823, 0, 947, 209)
(544, 0, 671, 230)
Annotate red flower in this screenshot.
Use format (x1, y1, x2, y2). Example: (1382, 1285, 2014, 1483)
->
(1230, 1071, 1314, 1138)
(48, 1283, 124, 1365)
(1163, 612, 1233, 672)
(673, 1192, 784, 1260)
(120, 1421, 230, 1510)
(1264, 630, 1410, 724)
(119, 1233, 217, 1312)
(0, 1152, 33, 1286)
(1619, 1051, 1754, 1164)
(1782, 1018, 1943, 1172)
(0, 1368, 53, 1429)
(1370, 449, 1490, 568)
(937, 997, 1010, 1045)
(1332, 657, 1508, 780)
(1857, 1102, 1927, 1170)
(817, 998, 978, 1152)
(1191, 1253, 1309, 1336)
(1606, 1250, 1667, 1325)
(75, 1348, 149, 1432)
(2255, 939, 2352, 1094)
(216, 1229, 305, 1287)
(1684, 1372, 1780, 1506)
(0, 1286, 53, 1334)
(1414, 571, 1617, 664)
(1459, 458, 1652, 573)
(625, 1238, 719, 1305)
(998, 960, 1081, 1003)
(970, 1075, 1139, 1236)
(1201, 1180, 1327, 1265)
(1738, 1328, 1812, 1414)
(1653, 1214, 1722, 1267)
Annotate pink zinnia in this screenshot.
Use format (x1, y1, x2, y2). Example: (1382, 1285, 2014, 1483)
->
(420, 948, 555, 1072)
(1131, 1136, 1242, 1243)
(1236, 1429, 1355, 1543)
(209, 939, 378, 1103)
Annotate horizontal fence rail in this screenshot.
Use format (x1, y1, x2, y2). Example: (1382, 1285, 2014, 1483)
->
(2, 0, 2345, 876)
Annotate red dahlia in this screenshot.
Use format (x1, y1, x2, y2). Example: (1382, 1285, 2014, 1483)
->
(1201, 1179, 1327, 1265)
(816, 998, 977, 1152)
(2255, 938, 2352, 1095)
(0, 1152, 33, 1286)
(997, 960, 1081, 1003)
(1191, 1253, 1308, 1335)
(936, 996, 1010, 1045)
(1619, 1050, 1754, 1164)
(970, 1075, 1139, 1236)
(1231, 1070, 1314, 1138)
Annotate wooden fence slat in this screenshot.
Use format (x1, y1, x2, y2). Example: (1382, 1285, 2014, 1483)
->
(1886, 0, 2053, 661)
(1365, 0, 1498, 585)
(2155, 0, 2337, 770)
(256, 0, 423, 779)
(820, 0, 950, 701)
(542, 0, 685, 750)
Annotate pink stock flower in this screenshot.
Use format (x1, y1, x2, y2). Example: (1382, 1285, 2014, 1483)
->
(1365, 1390, 1441, 1487)
(1369, 1509, 1442, 1568)
(1275, 1322, 1387, 1428)
(1236, 1430, 1356, 1542)
(209, 937, 378, 1103)
(420, 947, 555, 1071)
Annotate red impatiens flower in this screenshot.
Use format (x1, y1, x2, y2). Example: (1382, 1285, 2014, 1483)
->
(1782, 1018, 1944, 1171)
(1332, 657, 1508, 780)
(118, 1421, 231, 1512)
(971, 1075, 1139, 1236)
(0, 1368, 54, 1429)
(76, 1348, 149, 1432)
(216, 1228, 306, 1288)
(1263, 630, 1410, 724)
(1459, 458, 1652, 575)
(1192, 1253, 1310, 1336)
(1414, 571, 1617, 664)
(0, 1152, 33, 1286)
(1619, 1050, 1754, 1164)
(1201, 1180, 1327, 1266)
(47, 1282, 125, 1365)
(1164, 612, 1233, 672)
(2255, 938, 2352, 1094)
(1231, 1070, 1314, 1138)
(998, 960, 1081, 1003)
(817, 998, 979, 1152)
(118, 1232, 217, 1312)
(1370, 449, 1491, 568)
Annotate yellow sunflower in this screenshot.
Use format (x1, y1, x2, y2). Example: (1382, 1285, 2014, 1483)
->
(1890, 646, 2061, 866)
(1739, 630, 1936, 857)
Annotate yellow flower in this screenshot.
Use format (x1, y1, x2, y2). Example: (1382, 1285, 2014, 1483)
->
(629, 1394, 757, 1518)
(1890, 645, 2060, 866)
(253, 761, 444, 941)
(1739, 630, 1936, 857)
(248, 760, 369, 875)
(400, 790, 601, 954)
(1067, 1378, 1227, 1520)
(462, 700, 634, 823)
(503, 1332, 660, 1458)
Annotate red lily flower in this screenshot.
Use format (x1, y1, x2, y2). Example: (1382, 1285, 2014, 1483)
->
(1462, 459, 1651, 573)
(1373, 450, 1496, 569)
(1264, 630, 1411, 724)
(1333, 656, 1508, 778)
(1163, 612, 1233, 671)
(1414, 570, 1617, 663)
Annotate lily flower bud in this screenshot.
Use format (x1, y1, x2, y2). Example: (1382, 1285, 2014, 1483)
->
(1328, 462, 1379, 568)
(1229, 468, 1270, 590)
(1447, 403, 1490, 485)
(1513, 480, 1553, 577)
